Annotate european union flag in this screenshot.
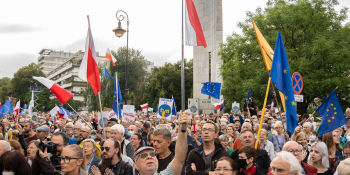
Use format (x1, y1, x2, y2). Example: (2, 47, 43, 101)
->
(270, 32, 298, 134)
(104, 68, 114, 81)
(201, 82, 221, 99)
(220, 100, 225, 112)
(172, 96, 177, 116)
(316, 90, 347, 135)
(0, 101, 14, 118)
(113, 72, 123, 118)
(246, 90, 252, 102)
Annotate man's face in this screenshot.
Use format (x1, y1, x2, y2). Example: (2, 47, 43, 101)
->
(234, 121, 240, 130)
(128, 125, 138, 133)
(152, 135, 170, 155)
(73, 126, 81, 138)
(51, 135, 65, 154)
(241, 123, 251, 131)
(105, 127, 111, 139)
(23, 122, 32, 133)
(270, 156, 293, 175)
(135, 149, 158, 174)
(36, 131, 48, 140)
(220, 122, 227, 132)
(281, 113, 286, 121)
(343, 147, 350, 158)
(283, 143, 303, 162)
(65, 125, 73, 133)
(240, 131, 254, 147)
(102, 140, 118, 159)
(80, 127, 90, 139)
(201, 123, 217, 142)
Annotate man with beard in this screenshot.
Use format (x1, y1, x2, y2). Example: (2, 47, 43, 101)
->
(23, 121, 37, 144)
(91, 139, 133, 175)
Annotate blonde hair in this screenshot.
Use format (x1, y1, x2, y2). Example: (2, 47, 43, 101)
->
(64, 144, 86, 170)
(337, 158, 350, 175)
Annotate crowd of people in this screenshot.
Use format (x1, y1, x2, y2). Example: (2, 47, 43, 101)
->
(0, 98, 350, 175)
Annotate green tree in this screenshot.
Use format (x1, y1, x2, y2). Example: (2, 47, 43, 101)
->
(143, 59, 193, 110)
(0, 77, 11, 102)
(220, 0, 350, 114)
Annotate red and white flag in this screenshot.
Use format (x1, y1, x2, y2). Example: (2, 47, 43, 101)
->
(78, 16, 101, 96)
(185, 0, 207, 48)
(50, 105, 59, 117)
(214, 100, 224, 110)
(105, 48, 117, 66)
(140, 103, 148, 110)
(13, 100, 20, 120)
(33, 76, 74, 104)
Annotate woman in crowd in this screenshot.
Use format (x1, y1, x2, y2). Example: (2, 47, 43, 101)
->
(130, 133, 143, 152)
(61, 144, 87, 175)
(259, 129, 275, 161)
(26, 140, 39, 167)
(210, 156, 238, 175)
(271, 122, 285, 152)
(9, 140, 24, 155)
(307, 141, 332, 175)
(219, 135, 233, 155)
(303, 122, 313, 141)
(82, 139, 100, 174)
(237, 146, 260, 175)
(227, 124, 237, 149)
(322, 132, 344, 172)
(294, 132, 309, 162)
(0, 150, 31, 175)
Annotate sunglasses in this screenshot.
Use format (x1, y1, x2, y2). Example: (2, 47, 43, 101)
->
(138, 152, 156, 159)
(101, 146, 111, 152)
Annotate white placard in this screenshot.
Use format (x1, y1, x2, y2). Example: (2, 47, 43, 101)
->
(232, 101, 240, 114)
(122, 105, 136, 121)
(157, 98, 173, 120)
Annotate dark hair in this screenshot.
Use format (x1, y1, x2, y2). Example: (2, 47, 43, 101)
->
(153, 128, 171, 140)
(112, 139, 121, 158)
(343, 141, 350, 149)
(132, 133, 143, 150)
(239, 146, 256, 162)
(143, 122, 151, 129)
(216, 156, 238, 171)
(204, 121, 218, 133)
(0, 151, 31, 175)
(52, 132, 69, 145)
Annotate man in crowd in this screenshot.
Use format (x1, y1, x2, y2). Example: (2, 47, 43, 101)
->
(270, 151, 303, 175)
(36, 125, 50, 142)
(72, 123, 82, 139)
(23, 121, 37, 144)
(110, 123, 134, 160)
(0, 140, 11, 156)
(152, 128, 174, 172)
(80, 125, 91, 140)
(50, 132, 69, 170)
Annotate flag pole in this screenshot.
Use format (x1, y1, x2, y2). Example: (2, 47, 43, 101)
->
(115, 72, 120, 119)
(66, 103, 97, 135)
(97, 92, 106, 140)
(180, 0, 186, 132)
(255, 77, 272, 149)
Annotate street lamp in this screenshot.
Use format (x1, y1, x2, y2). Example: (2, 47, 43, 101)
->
(113, 10, 129, 104)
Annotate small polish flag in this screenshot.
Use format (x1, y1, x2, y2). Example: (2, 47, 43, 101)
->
(105, 48, 117, 66)
(13, 100, 20, 120)
(33, 76, 74, 104)
(141, 103, 148, 110)
(50, 106, 59, 117)
(214, 100, 224, 110)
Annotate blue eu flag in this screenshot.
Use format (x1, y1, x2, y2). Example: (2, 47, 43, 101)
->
(246, 90, 252, 102)
(316, 90, 347, 135)
(270, 32, 298, 134)
(201, 82, 221, 99)
(113, 72, 123, 118)
(104, 68, 114, 81)
(0, 100, 14, 118)
(172, 96, 177, 116)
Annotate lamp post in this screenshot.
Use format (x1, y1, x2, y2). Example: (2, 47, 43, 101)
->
(113, 10, 129, 104)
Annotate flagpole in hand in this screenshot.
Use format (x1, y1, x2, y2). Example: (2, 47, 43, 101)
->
(66, 103, 98, 135)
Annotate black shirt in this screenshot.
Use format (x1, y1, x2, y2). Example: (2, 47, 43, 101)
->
(157, 152, 174, 173)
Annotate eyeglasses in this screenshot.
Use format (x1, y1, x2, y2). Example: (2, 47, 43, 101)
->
(202, 128, 215, 133)
(333, 135, 340, 138)
(287, 149, 302, 154)
(271, 166, 287, 173)
(215, 168, 233, 172)
(138, 152, 156, 159)
(101, 146, 111, 152)
(61, 156, 82, 163)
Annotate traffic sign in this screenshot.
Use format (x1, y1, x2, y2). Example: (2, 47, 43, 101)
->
(292, 72, 303, 95)
(294, 94, 304, 102)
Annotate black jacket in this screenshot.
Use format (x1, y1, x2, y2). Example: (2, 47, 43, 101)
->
(185, 142, 229, 175)
(231, 148, 270, 175)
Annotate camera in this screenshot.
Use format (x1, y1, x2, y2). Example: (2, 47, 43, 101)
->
(38, 141, 57, 154)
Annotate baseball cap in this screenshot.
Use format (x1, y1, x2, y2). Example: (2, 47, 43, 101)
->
(134, 146, 155, 157)
(36, 125, 50, 133)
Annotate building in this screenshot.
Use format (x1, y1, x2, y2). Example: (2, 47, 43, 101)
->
(46, 50, 109, 102)
(37, 49, 73, 76)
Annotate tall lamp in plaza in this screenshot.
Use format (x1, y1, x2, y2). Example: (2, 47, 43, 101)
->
(113, 10, 129, 104)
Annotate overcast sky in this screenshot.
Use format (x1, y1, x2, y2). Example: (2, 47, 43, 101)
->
(0, 0, 348, 78)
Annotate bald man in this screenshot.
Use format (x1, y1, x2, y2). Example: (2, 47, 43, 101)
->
(282, 141, 317, 175)
(0, 140, 11, 156)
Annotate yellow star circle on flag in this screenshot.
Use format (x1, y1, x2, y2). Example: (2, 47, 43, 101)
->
(291, 101, 295, 105)
(333, 107, 336, 110)
(331, 103, 333, 106)
(328, 120, 331, 123)
(283, 69, 287, 74)
(334, 112, 337, 115)
(327, 109, 329, 112)
(332, 116, 335, 119)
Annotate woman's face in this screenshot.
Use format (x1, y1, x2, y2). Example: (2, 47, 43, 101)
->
(130, 135, 140, 147)
(297, 135, 307, 147)
(215, 160, 236, 175)
(309, 146, 322, 164)
(303, 125, 311, 133)
(27, 143, 38, 160)
(227, 127, 234, 134)
(332, 130, 340, 144)
(83, 142, 95, 156)
(220, 138, 228, 148)
(60, 148, 83, 173)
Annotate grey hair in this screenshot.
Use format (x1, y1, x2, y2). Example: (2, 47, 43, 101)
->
(273, 151, 303, 175)
(303, 122, 312, 129)
(308, 141, 329, 168)
(0, 140, 11, 152)
(64, 144, 86, 170)
(82, 138, 96, 148)
(218, 134, 228, 141)
(111, 124, 125, 136)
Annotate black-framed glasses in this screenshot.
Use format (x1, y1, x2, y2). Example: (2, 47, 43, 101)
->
(61, 156, 82, 163)
(101, 146, 111, 152)
(139, 152, 156, 159)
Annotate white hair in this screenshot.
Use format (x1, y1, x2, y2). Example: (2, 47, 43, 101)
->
(242, 122, 252, 129)
(303, 122, 312, 128)
(308, 141, 329, 168)
(0, 140, 11, 152)
(111, 124, 125, 136)
(273, 151, 303, 175)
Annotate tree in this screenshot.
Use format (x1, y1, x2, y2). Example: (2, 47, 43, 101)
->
(143, 59, 193, 110)
(0, 77, 11, 102)
(220, 0, 350, 114)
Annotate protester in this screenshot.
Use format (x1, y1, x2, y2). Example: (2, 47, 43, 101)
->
(0, 140, 11, 156)
(322, 132, 344, 172)
(82, 139, 101, 174)
(259, 128, 275, 160)
(61, 144, 87, 175)
(152, 128, 174, 172)
(237, 146, 259, 175)
(210, 156, 238, 175)
(271, 122, 285, 152)
(307, 141, 332, 175)
(0, 150, 31, 175)
(336, 158, 350, 175)
(130, 133, 143, 152)
(219, 135, 233, 155)
(110, 124, 134, 160)
(270, 151, 303, 175)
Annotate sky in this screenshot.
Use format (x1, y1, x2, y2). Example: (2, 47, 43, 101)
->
(0, 0, 349, 78)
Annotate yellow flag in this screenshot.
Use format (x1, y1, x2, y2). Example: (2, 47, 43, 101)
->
(252, 20, 286, 111)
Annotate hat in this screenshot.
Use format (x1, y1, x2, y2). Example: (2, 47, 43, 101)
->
(134, 146, 155, 157)
(108, 118, 118, 123)
(36, 125, 50, 133)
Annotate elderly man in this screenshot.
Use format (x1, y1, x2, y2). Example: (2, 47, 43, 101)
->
(232, 122, 256, 150)
(73, 123, 82, 139)
(36, 125, 50, 141)
(134, 112, 188, 175)
(111, 124, 134, 160)
(282, 141, 317, 175)
(128, 124, 138, 134)
(270, 151, 303, 175)
(80, 125, 91, 140)
(0, 140, 11, 156)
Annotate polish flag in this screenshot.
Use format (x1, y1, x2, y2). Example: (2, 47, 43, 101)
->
(214, 100, 224, 110)
(105, 48, 117, 66)
(33, 76, 74, 104)
(50, 105, 59, 117)
(13, 100, 20, 120)
(185, 0, 207, 48)
(141, 103, 148, 110)
(78, 16, 101, 96)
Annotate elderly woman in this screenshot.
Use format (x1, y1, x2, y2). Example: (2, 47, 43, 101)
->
(82, 139, 100, 174)
(210, 156, 237, 175)
(219, 135, 233, 155)
(302, 122, 313, 141)
(307, 141, 332, 175)
(270, 151, 303, 175)
(26, 140, 40, 166)
(259, 128, 275, 161)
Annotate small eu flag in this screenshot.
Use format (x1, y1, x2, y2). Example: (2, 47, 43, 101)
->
(246, 90, 252, 102)
(172, 96, 177, 116)
(113, 72, 123, 118)
(316, 90, 347, 136)
(104, 68, 114, 81)
(201, 82, 222, 99)
(0, 100, 14, 118)
(269, 32, 298, 134)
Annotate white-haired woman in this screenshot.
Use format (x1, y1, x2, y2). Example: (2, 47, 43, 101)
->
(270, 151, 303, 175)
(308, 141, 332, 175)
